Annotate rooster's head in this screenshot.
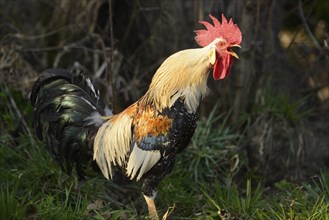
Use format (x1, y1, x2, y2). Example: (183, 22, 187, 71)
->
(195, 14, 242, 80)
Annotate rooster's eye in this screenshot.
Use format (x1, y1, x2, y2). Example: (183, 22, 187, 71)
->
(217, 42, 225, 47)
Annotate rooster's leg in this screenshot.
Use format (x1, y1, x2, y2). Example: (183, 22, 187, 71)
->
(143, 194, 159, 220)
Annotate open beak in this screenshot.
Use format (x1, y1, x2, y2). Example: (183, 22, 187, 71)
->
(231, 44, 242, 48)
(228, 44, 241, 59)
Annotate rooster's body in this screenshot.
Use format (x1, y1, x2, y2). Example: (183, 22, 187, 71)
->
(31, 14, 242, 219)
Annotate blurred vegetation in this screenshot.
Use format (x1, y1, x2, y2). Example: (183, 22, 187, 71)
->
(0, 0, 328, 219)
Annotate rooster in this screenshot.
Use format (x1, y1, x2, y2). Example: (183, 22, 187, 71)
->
(30, 14, 242, 219)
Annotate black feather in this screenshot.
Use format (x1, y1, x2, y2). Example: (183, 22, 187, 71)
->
(31, 69, 109, 177)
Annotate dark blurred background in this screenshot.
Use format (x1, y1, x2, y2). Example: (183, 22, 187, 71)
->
(1, 0, 328, 183)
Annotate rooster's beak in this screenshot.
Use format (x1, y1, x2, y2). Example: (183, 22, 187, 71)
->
(228, 44, 241, 59)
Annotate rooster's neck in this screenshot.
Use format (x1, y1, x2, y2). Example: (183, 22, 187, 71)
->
(140, 46, 212, 113)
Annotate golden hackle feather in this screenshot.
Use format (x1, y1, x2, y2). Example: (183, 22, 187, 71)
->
(141, 45, 214, 112)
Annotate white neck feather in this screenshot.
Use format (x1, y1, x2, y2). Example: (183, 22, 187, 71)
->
(142, 46, 212, 112)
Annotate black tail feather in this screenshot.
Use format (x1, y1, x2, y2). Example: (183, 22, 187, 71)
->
(31, 69, 109, 177)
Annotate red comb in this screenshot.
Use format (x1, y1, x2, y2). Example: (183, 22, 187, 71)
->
(195, 14, 242, 47)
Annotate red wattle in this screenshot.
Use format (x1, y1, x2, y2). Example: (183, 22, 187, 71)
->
(212, 55, 234, 80)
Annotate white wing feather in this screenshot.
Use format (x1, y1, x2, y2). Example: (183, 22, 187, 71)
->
(126, 144, 161, 180)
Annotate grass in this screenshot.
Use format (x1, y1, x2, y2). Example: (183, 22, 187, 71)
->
(202, 177, 329, 219)
(0, 88, 328, 219)
(247, 85, 313, 123)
